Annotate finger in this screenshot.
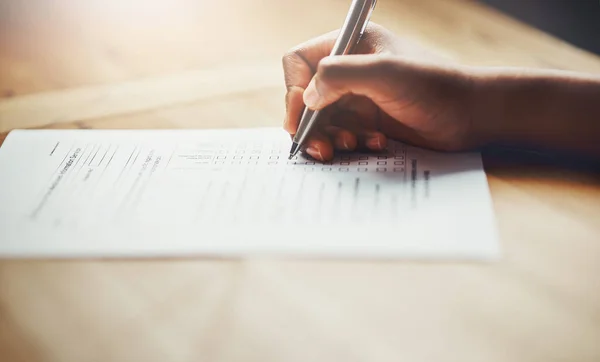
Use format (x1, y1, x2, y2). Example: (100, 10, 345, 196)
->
(282, 29, 340, 90)
(282, 24, 389, 134)
(358, 130, 387, 152)
(287, 99, 335, 138)
(336, 95, 380, 128)
(303, 54, 407, 113)
(282, 31, 339, 136)
(284, 85, 304, 134)
(331, 111, 387, 152)
(282, 23, 386, 90)
(324, 125, 357, 151)
(303, 131, 334, 162)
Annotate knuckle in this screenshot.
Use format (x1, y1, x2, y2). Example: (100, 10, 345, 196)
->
(317, 57, 342, 80)
(357, 23, 399, 55)
(282, 47, 307, 89)
(371, 56, 398, 75)
(355, 23, 385, 52)
(364, 22, 384, 35)
(282, 45, 308, 66)
(282, 47, 299, 67)
(361, 23, 383, 43)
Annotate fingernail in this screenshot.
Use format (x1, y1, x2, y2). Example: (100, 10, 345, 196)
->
(342, 137, 349, 150)
(303, 80, 321, 108)
(334, 137, 347, 150)
(366, 136, 382, 150)
(336, 135, 355, 151)
(345, 134, 358, 150)
(306, 146, 323, 160)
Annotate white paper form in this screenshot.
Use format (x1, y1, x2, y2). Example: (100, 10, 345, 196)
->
(0, 127, 500, 259)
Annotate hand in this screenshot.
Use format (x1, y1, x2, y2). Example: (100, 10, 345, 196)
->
(282, 23, 480, 161)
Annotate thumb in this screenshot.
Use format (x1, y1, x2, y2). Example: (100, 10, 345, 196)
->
(302, 54, 401, 110)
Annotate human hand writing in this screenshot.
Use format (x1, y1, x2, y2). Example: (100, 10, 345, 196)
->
(282, 23, 481, 161)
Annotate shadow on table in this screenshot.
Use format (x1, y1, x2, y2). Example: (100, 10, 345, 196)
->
(482, 145, 600, 190)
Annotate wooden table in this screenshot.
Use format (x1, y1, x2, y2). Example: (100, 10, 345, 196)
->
(1, 0, 599, 361)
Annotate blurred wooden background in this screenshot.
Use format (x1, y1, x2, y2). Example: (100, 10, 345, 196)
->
(1, 1, 600, 361)
(482, 0, 600, 55)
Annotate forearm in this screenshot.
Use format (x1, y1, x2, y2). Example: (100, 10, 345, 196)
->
(471, 68, 600, 160)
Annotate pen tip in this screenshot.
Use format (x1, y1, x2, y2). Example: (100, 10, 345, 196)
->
(288, 142, 300, 160)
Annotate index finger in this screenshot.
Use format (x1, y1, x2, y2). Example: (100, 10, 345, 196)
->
(282, 30, 339, 134)
(282, 24, 387, 134)
(282, 23, 386, 89)
(282, 29, 340, 91)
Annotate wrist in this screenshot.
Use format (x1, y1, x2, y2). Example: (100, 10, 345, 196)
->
(467, 69, 506, 149)
(466, 67, 600, 159)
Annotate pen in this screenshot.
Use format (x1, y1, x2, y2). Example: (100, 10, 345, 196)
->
(288, 0, 378, 160)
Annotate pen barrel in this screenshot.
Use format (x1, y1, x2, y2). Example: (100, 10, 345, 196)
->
(293, 107, 320, 146)
(291, 0, 377, 152)
(330, 0, 377, 56)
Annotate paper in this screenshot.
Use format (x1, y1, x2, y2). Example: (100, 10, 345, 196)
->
(0, 127, 500, 259)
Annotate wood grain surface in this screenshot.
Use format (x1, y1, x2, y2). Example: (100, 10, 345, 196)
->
(1, 0, 599, 361)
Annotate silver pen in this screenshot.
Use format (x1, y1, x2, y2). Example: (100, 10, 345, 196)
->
(288, 0, 378, 160)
